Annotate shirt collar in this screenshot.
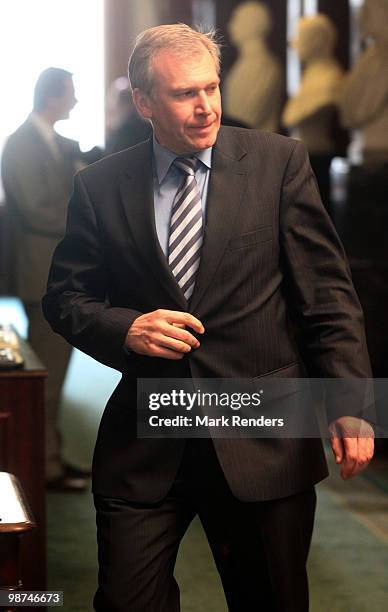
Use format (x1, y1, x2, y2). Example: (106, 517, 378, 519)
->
(152, 134, 212, 185)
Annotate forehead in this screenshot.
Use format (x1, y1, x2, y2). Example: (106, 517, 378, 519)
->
(151, 47, 218, 88)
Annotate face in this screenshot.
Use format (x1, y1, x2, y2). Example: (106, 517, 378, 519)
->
(292, 20, 317, 63)
(133, 48, 222, 154)
(51, 77, 77, 121)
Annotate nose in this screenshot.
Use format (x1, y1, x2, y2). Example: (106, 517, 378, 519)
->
(196, 91, 212, 114)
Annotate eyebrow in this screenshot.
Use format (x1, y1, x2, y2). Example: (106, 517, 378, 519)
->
(169, 79, 220, 94)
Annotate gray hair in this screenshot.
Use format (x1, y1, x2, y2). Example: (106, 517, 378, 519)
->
(128, 23, 221, 95)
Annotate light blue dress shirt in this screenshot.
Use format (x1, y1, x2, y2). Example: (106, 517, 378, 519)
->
(152, 136, 213, 256)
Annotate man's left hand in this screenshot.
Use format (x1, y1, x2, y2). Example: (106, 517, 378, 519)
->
(329, 416, 374, 480)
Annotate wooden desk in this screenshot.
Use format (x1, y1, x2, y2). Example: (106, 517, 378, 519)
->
(0, 338, 46, 590)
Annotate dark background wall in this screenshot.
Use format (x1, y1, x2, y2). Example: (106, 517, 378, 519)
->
(318, 0, 350, 69)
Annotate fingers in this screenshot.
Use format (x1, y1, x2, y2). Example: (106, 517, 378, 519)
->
(340, 437, 359, 479)
(329, 417, 375, 480)
(146, 343, 185, 360)
(126, 309, 205, 359)
(160, 322, 200, 349)
(360, 435, 374, 462)
(338, 436, 374, 480)
(162, 310, 205, 334)
(149, 310, 204, 354)
(351, 435, 374, 477)
(155, 329, 198, 354)
(330, 433, 344, 465)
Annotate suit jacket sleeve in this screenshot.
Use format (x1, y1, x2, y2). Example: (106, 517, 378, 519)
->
(280, 142, 372, 423)
(42, 172, 141, 373)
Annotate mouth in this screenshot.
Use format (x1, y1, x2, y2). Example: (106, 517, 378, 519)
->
(188, 122, 215, 130)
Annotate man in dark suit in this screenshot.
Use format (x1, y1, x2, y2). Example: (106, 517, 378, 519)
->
(1, 67, 90, 490)
(43, 24, 374, 611)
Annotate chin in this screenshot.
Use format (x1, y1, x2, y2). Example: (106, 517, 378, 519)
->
(195, 133, 218, 150)
(188, 140, 210, 152)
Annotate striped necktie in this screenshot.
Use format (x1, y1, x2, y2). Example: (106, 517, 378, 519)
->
(168, 157, 203, 300)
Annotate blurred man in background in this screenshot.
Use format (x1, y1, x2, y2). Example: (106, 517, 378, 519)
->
(1, 67, 90, 490)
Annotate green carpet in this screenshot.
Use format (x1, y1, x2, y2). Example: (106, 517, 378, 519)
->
(47, 467, 388, 611)
(52, 357, 388, 610)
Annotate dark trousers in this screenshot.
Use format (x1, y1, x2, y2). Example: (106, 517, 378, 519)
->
(93, 440, 316, 611)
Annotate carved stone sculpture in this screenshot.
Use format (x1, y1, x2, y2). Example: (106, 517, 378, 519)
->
(282, 14, 344, 155)
(224, 1, 283, 132)
(338, 0, 388, 162)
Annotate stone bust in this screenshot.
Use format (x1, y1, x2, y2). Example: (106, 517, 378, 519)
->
(338, 0, 388, 162)
(224, 1, 283, 132)
(282, 14, 343, 154)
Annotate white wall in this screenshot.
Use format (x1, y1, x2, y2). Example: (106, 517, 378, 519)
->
(0, 0, 104, 199)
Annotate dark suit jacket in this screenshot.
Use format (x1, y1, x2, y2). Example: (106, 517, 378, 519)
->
(43, 127, 371, 503)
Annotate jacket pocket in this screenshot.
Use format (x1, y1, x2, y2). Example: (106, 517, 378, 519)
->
(251, 361, 302, 380)
(228, 226, 273, 251)
(251, 362, 304, 403)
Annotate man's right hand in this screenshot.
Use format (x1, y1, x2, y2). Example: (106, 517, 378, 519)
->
(126, 309, 205, 359)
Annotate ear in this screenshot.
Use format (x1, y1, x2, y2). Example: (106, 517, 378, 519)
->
(132, 88, 153, 120)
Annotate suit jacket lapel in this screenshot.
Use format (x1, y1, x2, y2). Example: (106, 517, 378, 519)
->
(119, 139, 187, 309)
(190, 129, 248, 313)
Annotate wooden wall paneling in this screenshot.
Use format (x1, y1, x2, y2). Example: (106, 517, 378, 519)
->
(159, 0, 194, 24)
(104, 0, 133, 90)
(104, 0, 168, 93)
(0, 339, 46, 601)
